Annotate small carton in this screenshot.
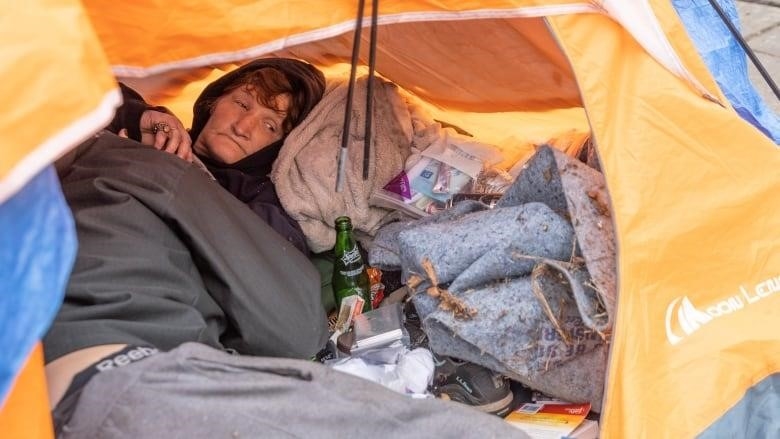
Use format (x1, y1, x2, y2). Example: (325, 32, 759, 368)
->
(505, 402, 596, 439)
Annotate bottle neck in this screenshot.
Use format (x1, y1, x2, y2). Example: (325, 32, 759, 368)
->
(335, 221, 352, 233)
(334, 228, 356, 255)
(334, 216, 352, 231)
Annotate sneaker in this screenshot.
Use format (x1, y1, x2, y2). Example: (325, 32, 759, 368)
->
(432, 354, 514, 417)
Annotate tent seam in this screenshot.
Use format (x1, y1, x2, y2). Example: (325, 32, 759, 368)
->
(0, 89, 122, 204)
(112, 3, 599, 78)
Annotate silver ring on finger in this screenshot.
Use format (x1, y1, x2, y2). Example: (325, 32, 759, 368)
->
(152, 122, 171, 134)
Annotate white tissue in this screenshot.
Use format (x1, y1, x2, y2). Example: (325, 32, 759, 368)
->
(330, 347, 435, 397)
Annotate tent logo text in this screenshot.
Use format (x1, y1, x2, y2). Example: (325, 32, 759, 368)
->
(665, 275, 780, 345)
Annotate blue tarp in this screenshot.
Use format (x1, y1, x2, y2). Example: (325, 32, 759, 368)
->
(698, 373, 780, 438)
(0, 167, 76, 405)
(673, 0, 780, 144)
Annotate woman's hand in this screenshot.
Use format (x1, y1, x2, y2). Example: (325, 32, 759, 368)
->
(135, 110, 193, 162)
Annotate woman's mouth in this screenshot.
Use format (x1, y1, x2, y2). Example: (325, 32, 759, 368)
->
(222, 133, 249, 155)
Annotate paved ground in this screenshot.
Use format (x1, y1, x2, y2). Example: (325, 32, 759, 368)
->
(736, 0, 780, 114)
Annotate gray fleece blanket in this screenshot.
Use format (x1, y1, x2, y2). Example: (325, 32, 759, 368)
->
(368, 145, 616, 410)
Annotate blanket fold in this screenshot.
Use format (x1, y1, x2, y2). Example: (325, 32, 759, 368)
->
(272, 76, 421, 252)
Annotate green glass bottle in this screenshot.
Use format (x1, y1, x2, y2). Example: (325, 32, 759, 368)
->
(332, 216, 372, 313)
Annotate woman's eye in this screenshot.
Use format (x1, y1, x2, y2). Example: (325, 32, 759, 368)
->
(265, 122, 277, 133)
(235, 100, 249, 110)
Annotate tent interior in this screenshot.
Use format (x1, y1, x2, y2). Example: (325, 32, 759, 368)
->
(121, 16, 594, 172)
(2, 2, 779, 438)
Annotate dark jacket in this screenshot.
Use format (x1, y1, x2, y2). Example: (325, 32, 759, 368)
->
(45, 133, 328, 362)
(110, 59, 326, 255)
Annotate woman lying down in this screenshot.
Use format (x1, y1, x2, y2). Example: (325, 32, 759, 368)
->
(44, 57, 528, 438)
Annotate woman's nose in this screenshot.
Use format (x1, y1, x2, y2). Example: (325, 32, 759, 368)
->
(231, 114, 254, 139)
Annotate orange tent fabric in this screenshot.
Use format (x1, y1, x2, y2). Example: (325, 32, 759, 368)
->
(0, 345, 53, 439)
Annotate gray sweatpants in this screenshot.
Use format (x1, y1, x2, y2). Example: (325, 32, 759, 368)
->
(60, 343, 530, 439)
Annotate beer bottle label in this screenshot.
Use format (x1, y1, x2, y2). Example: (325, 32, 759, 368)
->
(340, 247, 361, 265)
(339, 265, 365, 277)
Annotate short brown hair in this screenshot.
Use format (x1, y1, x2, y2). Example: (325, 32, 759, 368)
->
(190, 58, 325, 145)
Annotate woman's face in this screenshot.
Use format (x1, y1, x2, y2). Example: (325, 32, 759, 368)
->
(193, 86, 290, 164)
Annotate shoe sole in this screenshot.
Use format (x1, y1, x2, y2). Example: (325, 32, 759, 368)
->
(439, 387, 514, 416)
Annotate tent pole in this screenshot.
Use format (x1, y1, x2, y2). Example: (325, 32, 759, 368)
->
(336, 0, 367, 193)
(706, 0, 780, 101)
(363, 0, 379, 181)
